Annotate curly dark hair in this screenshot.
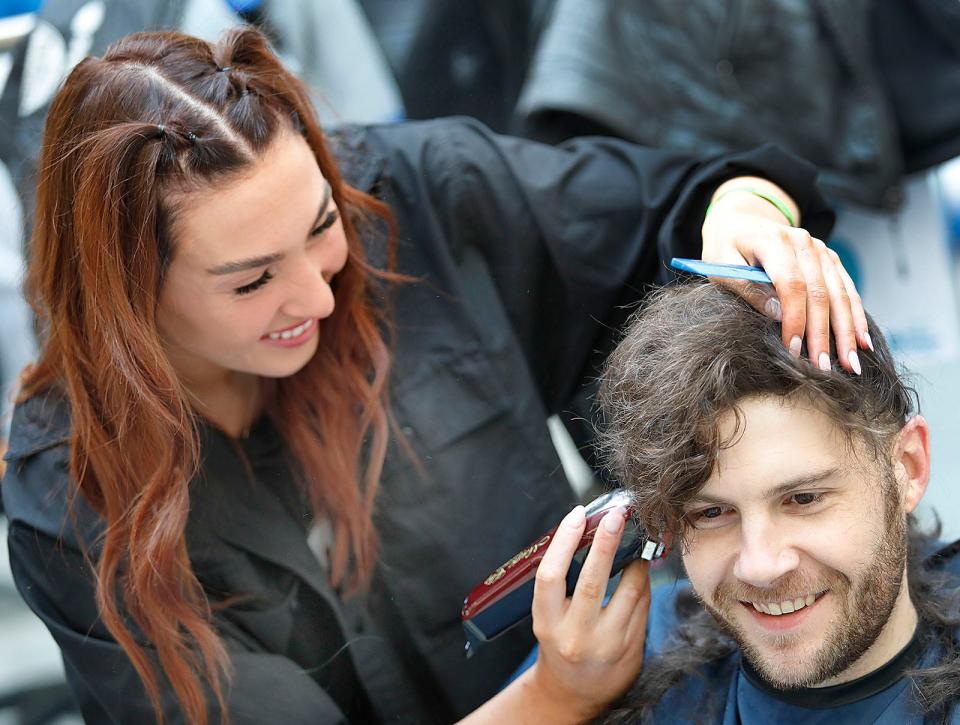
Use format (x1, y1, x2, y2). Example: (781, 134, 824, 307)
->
(596, 282, 960, 722)
(598, 281, 914, 539)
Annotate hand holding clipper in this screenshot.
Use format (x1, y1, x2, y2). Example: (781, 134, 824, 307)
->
(461, 489, 665, 654)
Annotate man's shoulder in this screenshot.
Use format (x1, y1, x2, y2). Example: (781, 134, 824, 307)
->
(646, 577, 694, 655)
(926, 538, 960, 579)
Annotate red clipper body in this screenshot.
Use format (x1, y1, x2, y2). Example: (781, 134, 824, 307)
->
(461, 489, 665, 656)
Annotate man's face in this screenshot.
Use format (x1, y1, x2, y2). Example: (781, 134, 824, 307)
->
(680, 395, 909, 688)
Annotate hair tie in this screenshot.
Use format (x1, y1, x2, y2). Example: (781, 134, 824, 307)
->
(187, 132, 199, 144)
(240, 89, 250, 97)
(155, 124, 166, 138)
(218, 66, 232, 73)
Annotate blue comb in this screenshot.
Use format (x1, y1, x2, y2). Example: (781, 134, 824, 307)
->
(670, 258, 772, 285)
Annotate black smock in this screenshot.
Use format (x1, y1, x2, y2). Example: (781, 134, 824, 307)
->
(2, 118, 834, 723)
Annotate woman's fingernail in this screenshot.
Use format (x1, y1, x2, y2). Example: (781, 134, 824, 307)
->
(565, 505, 586, 528)
(864, 331, 874, 352)
(848, 350, 862, 376)
(603, 506, 626, 533)
(818, 352, 831, 372)
(764, 297, 782, 321)
(789, 336, 802, 358)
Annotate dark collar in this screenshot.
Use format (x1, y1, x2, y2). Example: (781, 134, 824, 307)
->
(740, 626, 925, 709)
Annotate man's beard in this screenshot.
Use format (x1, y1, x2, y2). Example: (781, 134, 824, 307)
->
(698, 493, 908, 688)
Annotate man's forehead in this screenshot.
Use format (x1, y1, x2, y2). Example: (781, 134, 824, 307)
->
(695, 395, 849, 502)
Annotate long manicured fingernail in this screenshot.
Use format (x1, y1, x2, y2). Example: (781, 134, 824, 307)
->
(764, 297, 782, 321)
(603, 506, 626, 534)
(848, 350, 862, 376)
(565, 505, 586, 528)
(789, 336, 802, 358)
(818, 352, 831, 372)
(864, 331, 874, 352)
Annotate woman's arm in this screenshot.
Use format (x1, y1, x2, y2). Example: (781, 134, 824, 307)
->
(366, 119, 855, 410)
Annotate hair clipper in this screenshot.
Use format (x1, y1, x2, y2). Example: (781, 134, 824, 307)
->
(461, 489, 665, 656)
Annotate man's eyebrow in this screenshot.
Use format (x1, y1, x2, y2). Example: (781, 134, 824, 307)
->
(206, 181, 332, 276)
(686, 467, 841, 507)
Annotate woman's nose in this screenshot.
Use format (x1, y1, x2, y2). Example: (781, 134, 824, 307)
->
(282, 258, 336, 321)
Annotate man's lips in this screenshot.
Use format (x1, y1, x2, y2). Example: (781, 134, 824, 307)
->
(738, 591, 829, 632)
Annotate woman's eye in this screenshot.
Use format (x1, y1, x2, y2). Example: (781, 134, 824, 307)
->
(310, 209, 339, 237)
(233, 270, 274, 296)
(789, 492, 824, 506)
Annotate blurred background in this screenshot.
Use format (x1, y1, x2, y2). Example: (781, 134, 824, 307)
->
(0, 1, 958, 722)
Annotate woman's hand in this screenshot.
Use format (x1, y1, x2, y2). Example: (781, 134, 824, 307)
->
(459, 505, 650, 725)
(700, 177, 871, 376)
(529, 504, 651, 722)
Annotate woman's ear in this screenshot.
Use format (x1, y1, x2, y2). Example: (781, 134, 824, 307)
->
(893, 415, 930, 514)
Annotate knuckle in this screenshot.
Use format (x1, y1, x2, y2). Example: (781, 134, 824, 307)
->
(535, 567, 561, 588)
(783, 274, 807, 296)
(789, 229, 812, 249)
(614, 583, 644, 606)
(557, 641, 584, 664)
(532, 619, 550, 643)
(807, 286, 830, 305)
(577, 579, 604, 601)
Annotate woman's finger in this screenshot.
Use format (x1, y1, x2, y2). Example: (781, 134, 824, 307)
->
(710, 278, 782, 321)
(565, 507, 627, 627)
(827, 247, 872, 351)
(815, 240, 860, 374)
(784, 230, 831, 369)
(533, 505, 587, 627)
(598, 558, 650, 631)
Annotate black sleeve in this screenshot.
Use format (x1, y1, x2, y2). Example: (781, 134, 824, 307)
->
(6, 522, 348, 725)
(369, 118, 833, 410)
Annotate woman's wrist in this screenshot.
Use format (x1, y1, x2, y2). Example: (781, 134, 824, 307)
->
(521, 660, 601, 724)
(704, 176, 801, 229)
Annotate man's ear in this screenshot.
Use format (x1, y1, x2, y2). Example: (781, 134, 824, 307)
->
(893, 415, 930, 514)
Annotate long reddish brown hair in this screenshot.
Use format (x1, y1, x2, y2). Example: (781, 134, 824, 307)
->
(22, 27, 396, 724)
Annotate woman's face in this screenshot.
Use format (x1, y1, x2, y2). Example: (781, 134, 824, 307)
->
(157, 130, 348, 387)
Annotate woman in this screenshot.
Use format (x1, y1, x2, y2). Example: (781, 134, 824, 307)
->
(2, 26, 867, 724)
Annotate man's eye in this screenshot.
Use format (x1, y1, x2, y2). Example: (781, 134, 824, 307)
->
(234, 270, 274, 296)
(310, 209, 339, 237)
(789, 492, 824, 506)
(687, 505, 734, 530)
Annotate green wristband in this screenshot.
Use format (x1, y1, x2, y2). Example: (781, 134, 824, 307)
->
(705, 187, 797, 227)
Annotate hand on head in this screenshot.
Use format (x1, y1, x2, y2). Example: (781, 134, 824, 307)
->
(700, 178, 869, 376)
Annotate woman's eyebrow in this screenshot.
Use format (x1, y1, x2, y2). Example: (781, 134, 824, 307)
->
(206, 251, 284, 276)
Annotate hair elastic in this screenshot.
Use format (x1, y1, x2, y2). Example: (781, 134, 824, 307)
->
(218, 66, 232, 72)
(186, 131, 199, 144)
(705, 187, 797, 227)
(155, 124, 166, 138)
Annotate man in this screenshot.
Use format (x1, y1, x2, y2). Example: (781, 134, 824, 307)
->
(596, 282, 960, 724)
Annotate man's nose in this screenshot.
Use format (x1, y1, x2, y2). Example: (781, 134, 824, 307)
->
(732, 517, 800, 588)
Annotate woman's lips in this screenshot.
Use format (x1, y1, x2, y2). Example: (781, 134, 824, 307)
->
(260, 318, 316, 347)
